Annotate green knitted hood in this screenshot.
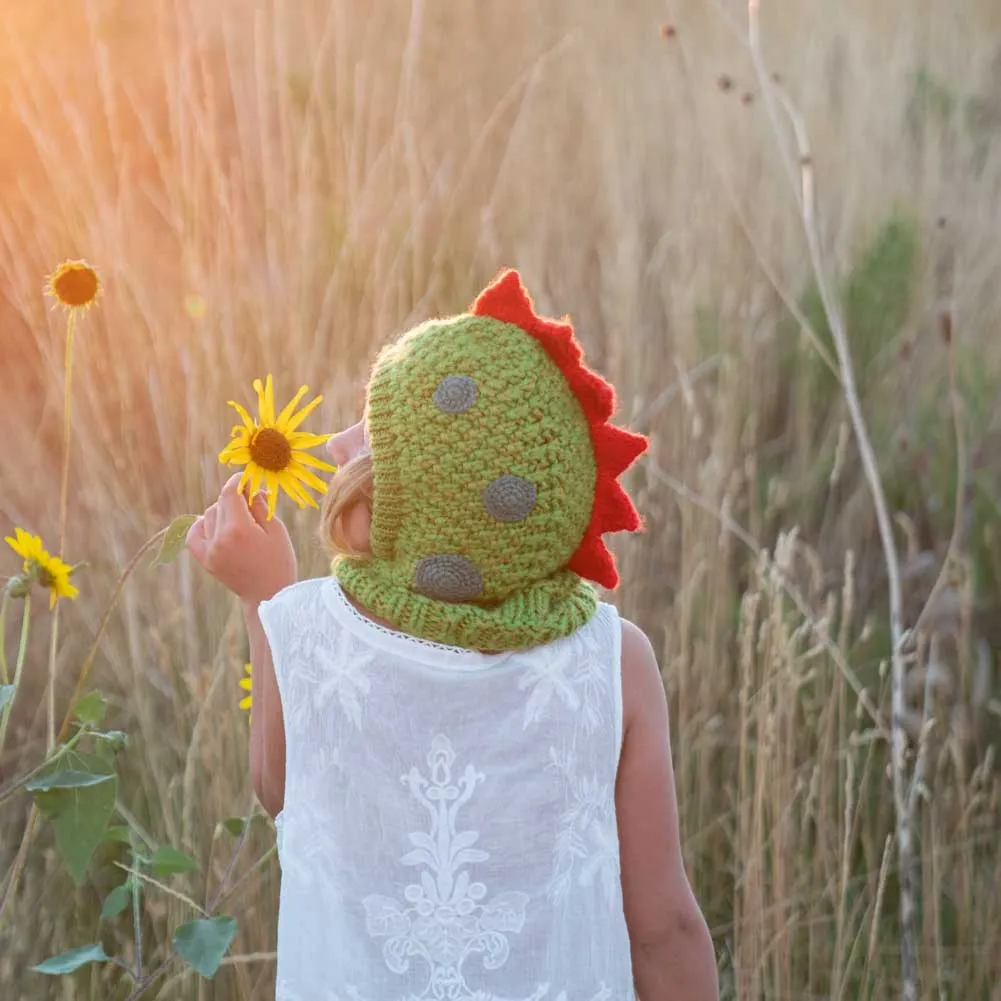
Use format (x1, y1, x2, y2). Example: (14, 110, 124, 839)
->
(334, 269, 647, 652)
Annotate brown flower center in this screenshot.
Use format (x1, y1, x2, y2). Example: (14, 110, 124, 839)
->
(53, 266, 99, 308)
(37, 566, 56, 589)
(250, 427, 292, 472)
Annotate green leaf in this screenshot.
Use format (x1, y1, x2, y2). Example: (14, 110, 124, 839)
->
(101, 883, 131, 919)
(172, 916, 238, 978)
(33, 943, 109, 975)
(25, 770, 115, 792)
(72, 691, 107, 726)
(0, 684, 14, 711)
(151, 845, 198, 878)
(150, 515, 198, 568)
(92, 729, 128, 751)
(31, 753, 117, 885)
(217, 816, 248, 838)
(105, 824, 132, 844)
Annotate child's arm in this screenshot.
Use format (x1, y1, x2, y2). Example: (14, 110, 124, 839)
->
(244, 601, 286, 817)
(616, 619, 718, 1001)
(186, 473, 296, 818)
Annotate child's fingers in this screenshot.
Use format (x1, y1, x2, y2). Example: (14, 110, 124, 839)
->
(203, 504, 219, 539)
(248, 491, 271, 528)
(217, 472, 254, 529)
(185, 515, 208, 562)
(219, 471, 244, 496)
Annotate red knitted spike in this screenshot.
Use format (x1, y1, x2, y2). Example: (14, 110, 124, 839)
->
(567, 530, 619, 590)
(596, 476, 643, 533)
(568, 368, 616, 422)
(471, 268, 649, 589)
(542, 330, 582, 370)
(471, 269, 541, 332)
(593, 424, 649, 478)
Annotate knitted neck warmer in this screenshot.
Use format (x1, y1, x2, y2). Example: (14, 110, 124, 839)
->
(333, 269, 648, 652)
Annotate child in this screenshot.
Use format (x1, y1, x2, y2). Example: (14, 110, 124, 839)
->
(186, 270, 718, 1001)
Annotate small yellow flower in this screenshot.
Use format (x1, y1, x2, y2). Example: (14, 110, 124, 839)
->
(218, 374, 336, 520)
(46, 260, 102, 312)
(239, 662, 253, 716)
(4, 528, 79, 609)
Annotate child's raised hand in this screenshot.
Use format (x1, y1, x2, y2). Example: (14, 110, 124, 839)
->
(186, 472, 297, 605)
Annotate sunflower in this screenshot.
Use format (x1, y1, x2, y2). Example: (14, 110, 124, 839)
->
(218, 375, 336, 520)
(4, 528, 79, 609)
(46, 260, 102, 312)
(239, 662, 253, 716)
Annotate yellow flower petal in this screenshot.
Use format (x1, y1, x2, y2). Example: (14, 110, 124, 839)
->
(239, 677, 253, 691)
(7, 530, 48, 572)
(292, 452, 337, 473)
(6, 528, 37, 562)
(287, 461, 329, 493)
(218, 444, 252, 464)
(275, 385, 309, 427)
(286, 431, 333, 449)
(248, 464, 264, 499)
(253, 377, 275, 426)
(275, 475, 305, 508)
(239, 695, 252, 711)
(255, 374, 276, 425)
(279, 471, 317, 508)
(226, 400, 257, 431)
(265, 473, 279, 519)
(266, 375, 276, 424)
(283, 393, 323, 433)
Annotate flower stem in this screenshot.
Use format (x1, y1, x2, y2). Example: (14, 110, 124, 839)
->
(47, 308, 76, 752)
(0, 593, 32, 757)
(0, 589, 10, 684)
(131, 850, 144, 980)
(56, 527, 167, 746)
(58, 308, 76, 555)
(46, 604, 60, 752)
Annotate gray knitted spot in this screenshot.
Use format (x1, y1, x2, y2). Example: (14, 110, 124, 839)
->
(483, 474, 537, 522)
(414, 554, 484, 602)
(433, 375, 478, 414)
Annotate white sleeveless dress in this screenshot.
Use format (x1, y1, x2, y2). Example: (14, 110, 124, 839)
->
(258, 576, 635, 1001)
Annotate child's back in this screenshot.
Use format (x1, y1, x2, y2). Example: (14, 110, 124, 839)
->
(262, 576, 631, 1001)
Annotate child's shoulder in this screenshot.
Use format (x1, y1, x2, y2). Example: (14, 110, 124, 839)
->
(617, 617, 667, 733)
(259, 575, 331, 617)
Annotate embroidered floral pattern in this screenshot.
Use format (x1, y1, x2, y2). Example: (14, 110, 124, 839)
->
(547, 748, 620, 906)
(278, 767, 347, 902)
(296, 621, 373, 728)
(266, 582, 375, 729)
(516, 626, 607, 734)
(363, 735, 531, 1001)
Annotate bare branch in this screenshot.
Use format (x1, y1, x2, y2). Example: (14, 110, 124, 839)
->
(745, 3, 917, 997)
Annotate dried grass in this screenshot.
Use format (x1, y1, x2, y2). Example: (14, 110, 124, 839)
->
(1, 0, 999, 998)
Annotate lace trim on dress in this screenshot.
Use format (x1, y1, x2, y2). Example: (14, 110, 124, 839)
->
(322, 578, 526, 671)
